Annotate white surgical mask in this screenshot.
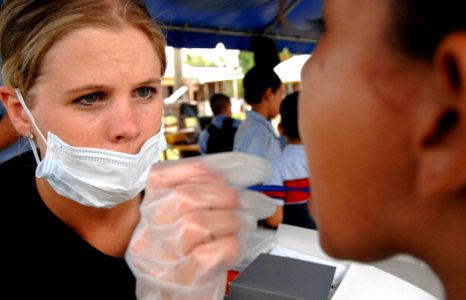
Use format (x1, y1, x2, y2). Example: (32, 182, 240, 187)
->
(15, 88, 167, 208)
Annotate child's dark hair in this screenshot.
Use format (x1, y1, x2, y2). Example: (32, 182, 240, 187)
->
(280, 91, 300, 140)
(243, 65, 282, 105)
(390, 0, 466, 61)
(209, 93, 231, 115)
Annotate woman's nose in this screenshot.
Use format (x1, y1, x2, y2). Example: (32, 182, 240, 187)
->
(107, 100, 140, 142)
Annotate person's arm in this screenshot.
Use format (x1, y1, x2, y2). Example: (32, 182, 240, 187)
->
(262, 164, 285, 228)
(265, 205, 283, 228)
(197, 128, 208, 155)
(0, 114, 20, 150)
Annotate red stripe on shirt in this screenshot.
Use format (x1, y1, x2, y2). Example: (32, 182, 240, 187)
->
(284, 178, 310, 204)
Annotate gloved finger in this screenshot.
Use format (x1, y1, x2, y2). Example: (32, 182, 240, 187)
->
(180, 234, 245, 284)
(134, 187, 273, 260)
(163, 210, 242, 258)
(141, 183, 239, 225)
(147, 152, 271, 189)
(129, 210, 256, 261)
(147, 156, 227, 190)
(197, 152, 272, 187)
(238, 189, 277, 220)
(141, 183, 277, 226)
(128, 234, 243, 286)
(131, 210, 240, 260)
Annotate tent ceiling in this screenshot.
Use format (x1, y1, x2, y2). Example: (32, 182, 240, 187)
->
(0, 0, 322, 54)
(145, 0, 323, 54)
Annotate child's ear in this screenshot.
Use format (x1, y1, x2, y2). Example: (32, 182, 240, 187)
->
(416, 32, 466, 198)
(0, 86, 32, 136)
(264, 87, 274, 102)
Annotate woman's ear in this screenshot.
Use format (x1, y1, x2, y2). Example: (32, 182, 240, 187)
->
(416, 32, 466, 198)
(0, 86, 32, 136)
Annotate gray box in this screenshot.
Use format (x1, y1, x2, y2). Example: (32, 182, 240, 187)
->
(228, 253, 336, 300)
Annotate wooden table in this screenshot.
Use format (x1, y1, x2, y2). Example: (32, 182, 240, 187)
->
(164, 129, 200, 159)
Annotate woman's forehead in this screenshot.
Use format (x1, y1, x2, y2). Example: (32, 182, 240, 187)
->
(41, 27, 159, 77)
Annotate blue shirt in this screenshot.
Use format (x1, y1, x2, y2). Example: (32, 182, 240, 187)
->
(0, 104, 31, 164)
(198, 114, 241, 154)
(233, 110, 282, 162)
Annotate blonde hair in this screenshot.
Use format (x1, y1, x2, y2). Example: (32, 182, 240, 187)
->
(0, 0, 167, 103)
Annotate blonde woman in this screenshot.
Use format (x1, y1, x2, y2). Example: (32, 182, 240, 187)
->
(0, 1, 266, 299)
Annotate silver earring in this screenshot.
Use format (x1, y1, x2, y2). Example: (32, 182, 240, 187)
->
(26, 132, 34, 139)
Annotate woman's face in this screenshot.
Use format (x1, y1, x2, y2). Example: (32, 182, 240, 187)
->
(299, 0, 425, 260)
(27, 25, 163, 155)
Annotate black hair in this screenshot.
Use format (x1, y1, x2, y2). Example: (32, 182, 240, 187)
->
(250, 35, 280, 68)
(243, 65, 282, 105)
(280, 91, 300, 140)
(209, 93, 231, 115)
(391, 1, 466, 61)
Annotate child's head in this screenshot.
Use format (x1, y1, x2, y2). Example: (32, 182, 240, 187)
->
(243, 66, 283, 119)
(243, 66, 282, 104)
(280, 91, 300, 141)
(209, 93, 232, 116)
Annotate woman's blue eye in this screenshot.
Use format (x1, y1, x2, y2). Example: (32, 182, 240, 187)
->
(78, 93, 100, 106)
(137, 87, 153, 98)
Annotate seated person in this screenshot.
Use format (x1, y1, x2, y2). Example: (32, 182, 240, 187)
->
(198, 93, 241, 154)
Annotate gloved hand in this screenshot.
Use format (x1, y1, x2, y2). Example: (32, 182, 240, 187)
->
(125, 152, 276, 300)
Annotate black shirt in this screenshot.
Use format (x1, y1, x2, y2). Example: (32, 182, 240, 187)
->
(1, 151, 136, 299)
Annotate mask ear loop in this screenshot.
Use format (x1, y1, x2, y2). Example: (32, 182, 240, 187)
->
(15, 88, 47, 165)
(25, 132, 41, 164)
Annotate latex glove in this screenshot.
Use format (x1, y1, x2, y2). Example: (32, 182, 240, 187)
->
(125, 152, 276, 300)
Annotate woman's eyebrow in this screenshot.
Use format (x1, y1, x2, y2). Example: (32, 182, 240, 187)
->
(64, 85, 110, 96)
(63, 78, 162, 96)
(136, 78, 162, 86)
